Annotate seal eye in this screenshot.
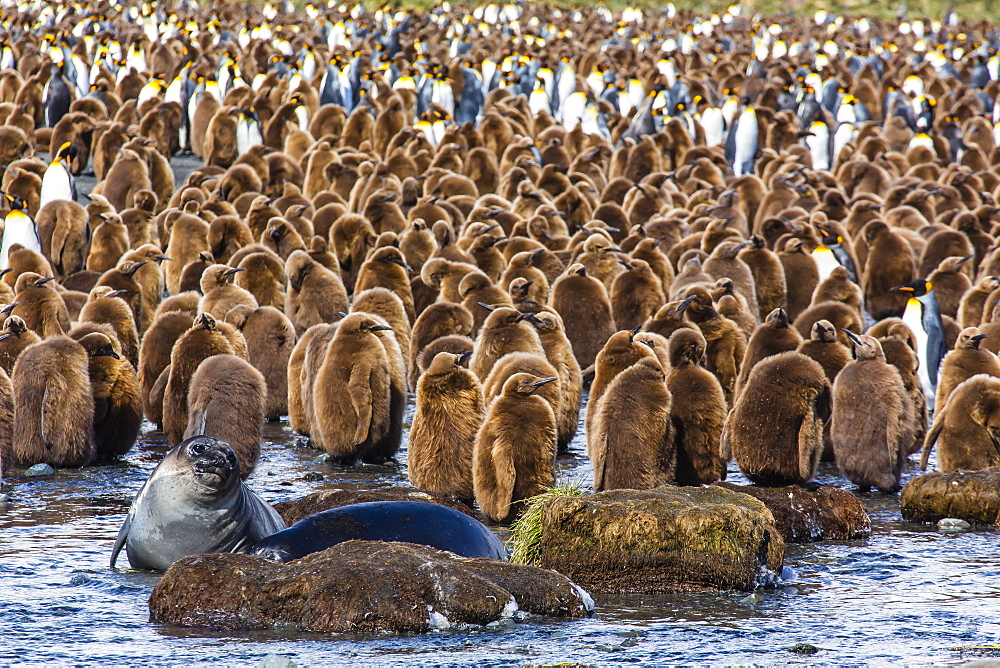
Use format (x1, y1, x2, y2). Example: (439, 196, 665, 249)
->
(190, 442, 205, 455)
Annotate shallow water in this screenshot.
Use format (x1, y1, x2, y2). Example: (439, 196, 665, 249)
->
(1, 394, 998, 667)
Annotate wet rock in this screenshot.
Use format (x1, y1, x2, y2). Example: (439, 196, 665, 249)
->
(787, 643, 821, 655)
(24, 463, 55, 476)
(149, 541, 593, 633)
(713, 482, 871, 542)
(532, 486, 784, 593)
(901, 469, 1000, 526)
(272, 486, 473, 525)
(938, 518, 972, 530)
(258, 655, 296, 668)
(740, 593, 763, 605)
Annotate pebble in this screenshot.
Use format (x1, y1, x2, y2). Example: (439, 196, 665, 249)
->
(25, 463, 55, 476)
(938, 518, 972, 530)
(301, 472, 323, 482)
(787, 643, 820, 655)
(313, 454, 331, 464)
(740, 593, 763, 605)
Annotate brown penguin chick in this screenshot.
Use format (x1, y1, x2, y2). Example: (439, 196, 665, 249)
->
(13, 273, 70, 338)
(576, 234, 625, 291)
(154, 292, 200, 319)
(11, 336, 95, 468)
(178, 251, 215, 294)
(735, 308, 803, 395)
(739, 234, 787, 317)
(811, 266, 864, 319)
(610, 258, 665, 331)
(832, 332, 914, 492)
(408, 302, 474, 388)
(921, 374, 1000, 472)
(399, 219, 437, 271)
(355, 311, 407, 461)
(669, 256, 714, 300)
(590, 357, 674, 492)
(469, 305, 545, 381)
(723, 351, 831, 486)
(298, 322, 342, 445)
(934, 327, 1000, 411)
(120, 191, 159, 249)
(199, 264, 258, 319)
(204, 107, 239, 168)
(0, 366, 11, 475)
(862, 222, 915, 320)
(877, 324, 927, 456)
(643, 300, 697, 341)
(417, 334, 475, 374)
(162, 313, 237, 446)
(716, 292, 757, 342)
(312, 313, 394, 464)
(420, 257, 477, 303)
(137, 310, 193, 425)
(703, 240, 759, 319)
(585, 329, 656, 451)
(284, 249, 348, 337)
(262, 216, 307, 259)
(409, 352, 484, 503)
(777, 239, 819, 323)
(224, 305, 296, 421)
(183, 354, 267, 479)
(459, 271, 511, 335)
(287, 322, 334, 437)
(78, 286, 140, 368)
(550, 263, 616, 370)
(793, 301, 864, 349)
(94, 260, 148, 330)
(36, 200, 89, 279)
(958, 276, 1000, 328)
(928, 255, 973, 320)
(665, 328, 727, 485)
(122, 245, 170, 335)
(86, 212, 130, 274)
(677, 287, 747, 408)
(78, 332, 141, 462)
(523, 311, 583, 452)
(0, 314, 40, 375)
(163, 210, 211, 295)
(508, 277, 550, 315)
(354, 246, 415, 324)
(351, 287, 412, 377)
(796, 319, 852, 461)
(482, 352, 562, 425)
(473, 373, 558, 523)
(233, 250, 286, 311)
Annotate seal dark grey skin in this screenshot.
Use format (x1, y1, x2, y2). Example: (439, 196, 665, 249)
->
(110, 435, 286, 571)
(251, 501, 508, 563)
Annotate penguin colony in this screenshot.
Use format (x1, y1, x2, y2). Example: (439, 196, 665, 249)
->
(3, 1, 1000, 520)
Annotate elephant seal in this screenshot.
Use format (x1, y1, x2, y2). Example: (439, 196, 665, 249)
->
(110, 435, 286, 571)
(250, 501, 508, 562)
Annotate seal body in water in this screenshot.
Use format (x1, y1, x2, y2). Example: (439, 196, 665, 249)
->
(251, 500, 508, 562)
(110, 435, 286, 571)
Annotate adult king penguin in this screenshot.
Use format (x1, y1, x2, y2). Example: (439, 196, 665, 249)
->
(893, 279, 947, 410)
(0, 194, 40, 271)
(39, 142, 77, 209)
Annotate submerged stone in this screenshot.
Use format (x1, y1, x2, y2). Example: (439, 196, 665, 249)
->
(272, 486, 473, 525)
(149, 541, 593, 633)
(713, 482, 871, 542)
(24, 463, 54, 476)
(901, 469, 1000, 526)
(531, 485, 784, 593)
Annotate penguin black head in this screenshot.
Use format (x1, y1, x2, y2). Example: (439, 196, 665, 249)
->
(2, 192, 26, 210)
(891, 279, 932, 297)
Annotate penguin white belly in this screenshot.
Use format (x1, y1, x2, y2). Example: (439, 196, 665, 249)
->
(903, 300, 933, 401)
(0, 216, 41, 270)
(294, 106, 309, 130)
(40, 164, 74, 208)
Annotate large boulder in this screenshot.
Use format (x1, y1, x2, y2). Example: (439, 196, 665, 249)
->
(713, 482, 871, 542)
(901, 469, 1000, 525)
(273, 486, 473, 525)
(149, 541, 593, 633)
(531, 486, 784, 593)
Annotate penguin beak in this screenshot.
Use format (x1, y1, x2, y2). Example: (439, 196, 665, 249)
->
(676, 295, 697, 312)
(0, 268, 11, 277)
(36, 276, 55, 284)
(842, 329, 863, 346)
(456, 351, 473, 366)
(517, 312, 540, 323)
(369, 325, 392, 332)
(0, 333, 10, 342)
(105, 347, 121, 359)
(156, 255, 173, 262)
(106, 290, 128, 298)
(959, 254, 974, 265)
(335, 312, 349, 318)
(477, 302, 495, 312)
(223, 267, 247, 276)
(891, 285, 914, 292)
(1, 302, 17, 314)
(530, 376, 558, 388)
(629, 324, 642, 341)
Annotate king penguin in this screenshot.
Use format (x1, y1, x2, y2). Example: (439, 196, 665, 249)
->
(726, 106, 758, 177)
(39, 142, 77, 209)
(0, 194, 41, 271)
(893, 279, 947, 411)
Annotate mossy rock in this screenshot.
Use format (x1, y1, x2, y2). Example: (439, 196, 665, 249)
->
(535, 485, 784, 593)
(273, 486, 473, 525)
(150, 540, 593, 634)
(713, 482, 871, 542)
(901, 469, 1000, 526)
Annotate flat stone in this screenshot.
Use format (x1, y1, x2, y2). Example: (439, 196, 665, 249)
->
(149, 540, 593, 633)
(24, 463, 55, 476)
(531, 485, 784, 593)
(901, 469, 1000, 526)
(272, 486, 473, 525)
(713, 483, 871, 542)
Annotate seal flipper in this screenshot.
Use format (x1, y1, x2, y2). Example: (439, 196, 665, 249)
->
(110, 514, 130, 568)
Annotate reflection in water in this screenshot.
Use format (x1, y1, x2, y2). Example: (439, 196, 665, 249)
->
(1, 391, 1000, 666)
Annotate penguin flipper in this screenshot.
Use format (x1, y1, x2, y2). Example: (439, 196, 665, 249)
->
(920, 410, 945, 471)
(110, 513, 130, 569)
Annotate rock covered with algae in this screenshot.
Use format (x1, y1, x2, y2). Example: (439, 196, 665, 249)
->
(900, 469, 1000, 526)
(149, 541, 593, 633)
(530, 485, 785, 592)
(713, 482, 872, 542)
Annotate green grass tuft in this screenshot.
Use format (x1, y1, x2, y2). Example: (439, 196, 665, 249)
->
(508, 483, 585, 566)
